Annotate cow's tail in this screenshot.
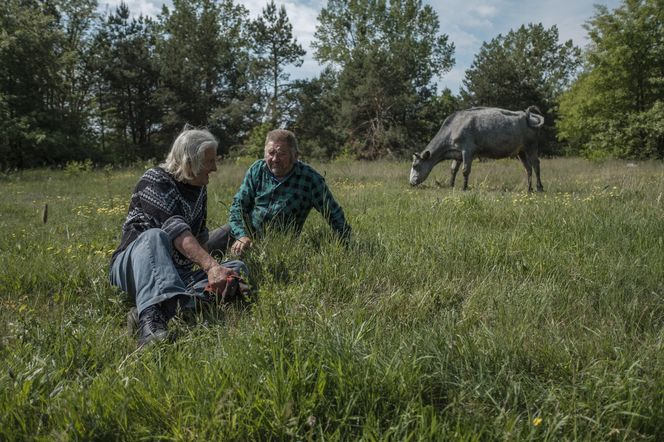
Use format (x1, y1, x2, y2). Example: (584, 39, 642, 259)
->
(525, 105, 545, 128)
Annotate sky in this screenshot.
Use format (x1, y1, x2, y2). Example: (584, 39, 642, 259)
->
(97, 0, 623, 94)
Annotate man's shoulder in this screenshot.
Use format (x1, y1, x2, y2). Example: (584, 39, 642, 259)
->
(132, 168, 176, 203)
(139, 167, 174, 187)
(141, 167, 173, 183)
(246, 160, 266, 176)
(294, 161, 325, 181)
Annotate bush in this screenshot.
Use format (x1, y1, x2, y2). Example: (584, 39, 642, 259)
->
(63, 159, 94, 175)
(236, 123, 271, 159)
(582, 101, 664, 160)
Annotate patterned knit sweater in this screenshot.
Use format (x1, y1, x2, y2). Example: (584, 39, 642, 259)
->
(110, 167, 208, 269)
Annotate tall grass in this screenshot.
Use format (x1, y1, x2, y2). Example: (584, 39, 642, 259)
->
(1, 158, 663, 440)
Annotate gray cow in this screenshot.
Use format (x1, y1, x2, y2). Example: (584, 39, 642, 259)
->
(410, 106, 545, 192)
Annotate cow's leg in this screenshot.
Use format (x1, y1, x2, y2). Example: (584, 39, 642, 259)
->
(529, 152, 544, 192)
(461, 150, 472, 191)
(517, 151, 533, 192)
(449, 160, 461, 188)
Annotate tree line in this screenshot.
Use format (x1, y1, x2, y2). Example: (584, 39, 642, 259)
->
(1, 0, 662, 169)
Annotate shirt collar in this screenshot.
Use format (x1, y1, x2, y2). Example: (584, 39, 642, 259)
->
(264, 160, 300, 182)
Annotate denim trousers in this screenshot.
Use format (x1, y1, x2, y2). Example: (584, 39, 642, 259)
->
(109, 228, 247, 316)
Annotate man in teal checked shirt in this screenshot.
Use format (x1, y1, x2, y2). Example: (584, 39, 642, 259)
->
(207, 129, 351, 257)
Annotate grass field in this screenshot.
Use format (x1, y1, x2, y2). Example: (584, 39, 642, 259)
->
(1, 157, 663, 440)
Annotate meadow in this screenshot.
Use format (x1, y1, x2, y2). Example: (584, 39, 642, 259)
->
(1, 157, 663, 441)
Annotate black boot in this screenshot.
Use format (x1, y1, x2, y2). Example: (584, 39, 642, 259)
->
(137, 304, 169, 347)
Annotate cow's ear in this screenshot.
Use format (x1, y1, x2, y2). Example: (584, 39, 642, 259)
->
(422, 151, 431, 160)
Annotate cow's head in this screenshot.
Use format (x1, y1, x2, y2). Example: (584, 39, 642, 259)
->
(409, 150, 433, 186)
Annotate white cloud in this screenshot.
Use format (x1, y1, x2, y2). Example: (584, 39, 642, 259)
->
(430, 0, 623, 92)
(440, 66, 467, 93)
(474, 4, 497, 18)
(241, 0, 323, 80)
(294, 57, 323, 81)
(234, 0, 321, 45)
(98, 0, 164, 17)
(279, 1, 322, 49)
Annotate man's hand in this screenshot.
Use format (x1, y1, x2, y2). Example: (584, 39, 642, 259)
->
(206, 263, 238, 294)
(173, 230, 240, 293)
(230, 236, 252, 256)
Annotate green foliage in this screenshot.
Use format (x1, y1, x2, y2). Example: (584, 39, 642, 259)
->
(462, 24, 581, 110)
(156, 0, 256, 144)
(10, 0, 664, 166)
(415, 87, 461, 151)
(0, 0, 100, 168)
(2, 0, 459, 166)
(312, 0, 455, 158)
(557, 0, 664, 159)
(579, 100, 664, 159)
(64, 158, 94, 175)
(1, 159, 664, 439)
(461, 23, 581, 155)
(288, 69, 343, 159)
(241, 122, 271, 159)
(91, 3, 162, 162)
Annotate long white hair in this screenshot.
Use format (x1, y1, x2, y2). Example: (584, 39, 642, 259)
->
(161, 127, 218, 182)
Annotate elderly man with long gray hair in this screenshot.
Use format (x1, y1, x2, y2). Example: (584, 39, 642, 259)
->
(109, 127, 247, 347)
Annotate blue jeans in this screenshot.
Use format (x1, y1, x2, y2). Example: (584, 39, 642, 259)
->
(109, 228, 248, 316)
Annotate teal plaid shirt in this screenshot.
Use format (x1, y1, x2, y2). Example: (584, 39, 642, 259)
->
(228, 160, 351, 240)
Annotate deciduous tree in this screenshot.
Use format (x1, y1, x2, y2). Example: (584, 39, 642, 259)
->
(557, 0, 664, 158)
(0, 0, 98, 168)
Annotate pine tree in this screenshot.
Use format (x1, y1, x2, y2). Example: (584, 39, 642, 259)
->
(250, 0, 305, 127)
